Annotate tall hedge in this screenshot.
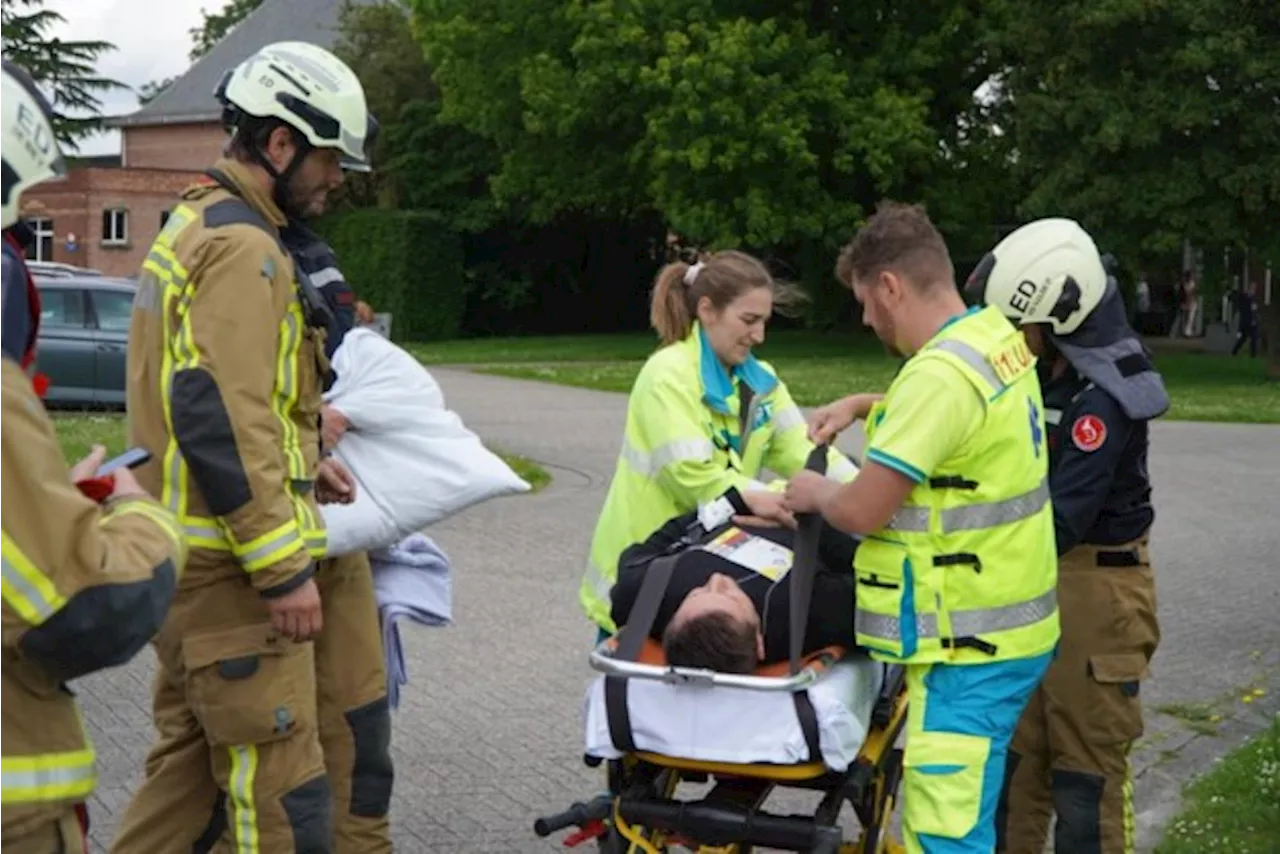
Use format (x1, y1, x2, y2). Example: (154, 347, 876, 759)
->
(314, 209, 465, 342)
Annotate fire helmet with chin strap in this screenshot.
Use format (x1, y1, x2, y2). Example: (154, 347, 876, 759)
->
(213, 41, 378, 213)
(965, 217, 1169, 421)
(2, 60, 66, 385)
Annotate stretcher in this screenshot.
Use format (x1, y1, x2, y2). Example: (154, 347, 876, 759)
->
(536, 449, 909, 853)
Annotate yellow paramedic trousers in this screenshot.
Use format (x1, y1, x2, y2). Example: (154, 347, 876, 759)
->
(996, 537, 1160, 854)
(109, 551, 393, 853)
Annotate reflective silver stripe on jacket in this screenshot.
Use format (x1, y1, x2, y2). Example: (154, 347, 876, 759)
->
(771, 406, 805, 432)
(931, 338, 1005, 394)
(856, 588, 1057, 642)
(885, 477, 1050, 534)
(829, 455, 860, 480)
(583, 558, 614, 603)
(620, 437, 715, 478)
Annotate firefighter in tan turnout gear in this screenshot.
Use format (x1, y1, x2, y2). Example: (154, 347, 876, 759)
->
(967, 219, 1168, 854)
(108, 41, 393, 854)
(1, 59, 188, 854)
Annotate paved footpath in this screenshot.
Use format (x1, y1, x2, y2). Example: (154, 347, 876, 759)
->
(77, 368, 1279, 852)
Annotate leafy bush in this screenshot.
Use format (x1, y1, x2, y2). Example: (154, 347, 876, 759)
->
(315, 209, 466, 342)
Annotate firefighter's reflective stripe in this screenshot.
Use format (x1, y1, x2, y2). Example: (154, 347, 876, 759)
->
(887, 478, 1051, 533)
(619, 437, 715, 479)
(856, 588, 1059, 644)
(228, 744, 261, 853)
(293, 495, 327, 558)
(272, 303, 306, 481)
(0, 748, 96, 804)
(105, 500, 187, 562)
(148, 205, 319, 569)
(226, 521, 305, 572)
(0, 533, 67, 625)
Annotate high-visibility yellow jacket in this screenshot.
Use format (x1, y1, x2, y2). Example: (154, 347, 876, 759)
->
(852, 305, 1060, 665)
(126, 159, 330, 596)
(580, 324, 859, 632)
(1, 359, 186, 838)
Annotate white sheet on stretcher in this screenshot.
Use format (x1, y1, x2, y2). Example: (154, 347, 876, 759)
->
(582, 656, 884, 772)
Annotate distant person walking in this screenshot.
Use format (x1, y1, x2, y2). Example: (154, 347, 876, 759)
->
(1232, 281, 1261, 357)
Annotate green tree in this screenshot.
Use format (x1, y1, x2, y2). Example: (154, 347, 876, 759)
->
(989, 0, 1280, 373)
(189, 0, 263, 61)
(330, 0, 499, 229)
(411, 0, 1017, 327)
(0, 0, 130, 149)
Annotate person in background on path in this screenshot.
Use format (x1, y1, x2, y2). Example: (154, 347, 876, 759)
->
(1179, 270, 1198, 337)
(1232, 280, 1260, 357)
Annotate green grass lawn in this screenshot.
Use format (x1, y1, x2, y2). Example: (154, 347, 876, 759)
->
(1155, 715, 1280, 853)
(48, 413, 550, 493)
(412, 331, 1280, 423)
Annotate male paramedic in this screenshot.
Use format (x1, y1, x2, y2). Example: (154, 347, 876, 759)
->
(965, 219, 1166, 854)
(1, 59, 188, 854)
(782, 201, 1060, 854)
(109, 41, 393, 854)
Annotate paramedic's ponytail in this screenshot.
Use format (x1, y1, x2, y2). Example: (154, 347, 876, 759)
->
(650, 261, 696, 346)
(649, 250, 807, 347)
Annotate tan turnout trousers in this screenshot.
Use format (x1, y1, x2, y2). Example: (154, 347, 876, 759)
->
(996, 536, 1160, 854)
(109, 551, 392, 853)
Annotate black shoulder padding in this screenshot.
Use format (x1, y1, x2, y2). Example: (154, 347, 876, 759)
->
(203, 197, 274, 235)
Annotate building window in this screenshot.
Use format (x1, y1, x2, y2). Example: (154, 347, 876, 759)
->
(102, 207, 128, 245)
(25, 217, 54, 262)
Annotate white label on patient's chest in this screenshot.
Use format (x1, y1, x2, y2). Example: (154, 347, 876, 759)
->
(699, 527, 794, 581)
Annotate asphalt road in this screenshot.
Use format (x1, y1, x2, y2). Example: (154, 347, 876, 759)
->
(76, 367, 1279, 852)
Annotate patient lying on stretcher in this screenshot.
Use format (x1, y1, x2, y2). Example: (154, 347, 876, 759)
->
(609, 489, 861, 675)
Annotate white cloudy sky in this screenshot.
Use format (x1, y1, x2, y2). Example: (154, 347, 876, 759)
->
(45, 0, 210, 155)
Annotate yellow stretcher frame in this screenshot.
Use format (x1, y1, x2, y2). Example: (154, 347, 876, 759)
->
(537, 638, 910, 854)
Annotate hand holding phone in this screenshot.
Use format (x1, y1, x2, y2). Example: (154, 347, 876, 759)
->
(95, 446, 152, 477)
(70, 445, 153, 504)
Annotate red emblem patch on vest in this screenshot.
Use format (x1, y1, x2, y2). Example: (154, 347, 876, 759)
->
(1071, 414, 1107, 452)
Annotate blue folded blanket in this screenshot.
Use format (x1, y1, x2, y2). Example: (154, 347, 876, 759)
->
(369, 532, 453, 709)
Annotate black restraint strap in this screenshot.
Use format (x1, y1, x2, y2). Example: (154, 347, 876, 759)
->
(792, 690, 823, 763)
(605, 552, 681, 752)
(788, 444, 828, 676)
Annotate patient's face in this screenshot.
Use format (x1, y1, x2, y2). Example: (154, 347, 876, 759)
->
(671, 573, 759, 634)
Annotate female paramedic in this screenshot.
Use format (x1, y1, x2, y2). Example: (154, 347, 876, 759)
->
(579, 249, 859, 639)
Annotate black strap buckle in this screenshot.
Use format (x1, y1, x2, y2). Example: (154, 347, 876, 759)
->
(929, 475, 979, 490)
(933, 553, 983, 573)
(943, 636, 998, 656)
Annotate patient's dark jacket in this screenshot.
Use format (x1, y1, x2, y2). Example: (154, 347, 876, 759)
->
(610, 511, 859, 663)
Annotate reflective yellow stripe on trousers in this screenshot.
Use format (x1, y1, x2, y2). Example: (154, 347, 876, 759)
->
(1, 532, 68, 625)
(228, 744, 261, 853)
(1, 749, 96, 805)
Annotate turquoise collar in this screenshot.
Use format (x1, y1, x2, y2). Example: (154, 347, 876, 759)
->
(697, 325, 777, 415)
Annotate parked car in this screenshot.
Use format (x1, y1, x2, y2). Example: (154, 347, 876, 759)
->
(28, 260, 105, 278)
(31, 272, 137, 408)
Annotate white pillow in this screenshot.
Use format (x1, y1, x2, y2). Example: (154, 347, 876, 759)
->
(319, 328, 530, 557)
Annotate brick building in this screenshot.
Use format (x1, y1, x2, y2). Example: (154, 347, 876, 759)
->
(16, 0, 355, 277)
